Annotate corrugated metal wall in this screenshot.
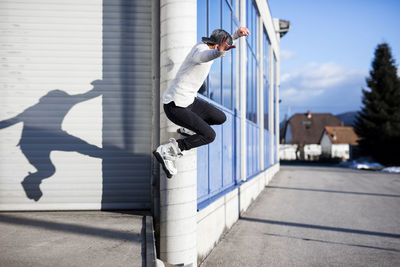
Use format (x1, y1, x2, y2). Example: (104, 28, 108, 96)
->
(0, 0, 153, 210)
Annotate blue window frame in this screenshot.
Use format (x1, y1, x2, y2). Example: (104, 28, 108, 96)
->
(270, 54, 278, 164)
(245, 0, 258, 123)
(263, 29, 271, 168)
(273, 54, 278, 164)
(197, 0, 241, 210)
(245, 0, 261, 178)
(263, 30, 269, 130)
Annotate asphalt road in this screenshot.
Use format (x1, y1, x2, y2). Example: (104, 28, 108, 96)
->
(200, 165, 400, 267)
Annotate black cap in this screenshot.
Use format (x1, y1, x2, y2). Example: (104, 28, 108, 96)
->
(202, 29, 233, 45)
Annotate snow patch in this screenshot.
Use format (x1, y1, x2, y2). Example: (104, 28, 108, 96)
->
(382, 167, 400, 173)
(339, 160, 383, 170)
(339, 159, 400, 173)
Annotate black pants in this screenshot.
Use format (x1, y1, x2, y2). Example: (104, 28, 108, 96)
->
(164, 98, 226, 151)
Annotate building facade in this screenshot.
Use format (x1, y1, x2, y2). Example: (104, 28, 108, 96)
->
(0, 0, 283, 265)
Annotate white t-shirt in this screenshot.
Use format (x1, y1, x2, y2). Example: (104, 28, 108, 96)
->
(162, 32, 239, 107)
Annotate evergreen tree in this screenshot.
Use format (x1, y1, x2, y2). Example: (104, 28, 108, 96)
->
(354, 43, 400, 165)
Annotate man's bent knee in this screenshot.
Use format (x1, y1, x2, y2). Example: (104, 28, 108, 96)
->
(215, 111, 227, 125)
(220, 112, 227, 124)
(204, 128, 216, 144)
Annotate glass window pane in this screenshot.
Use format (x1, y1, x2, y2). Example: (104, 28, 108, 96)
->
(271, 58, 275, 134)
(209, 60, 222, 103)
(230, 0, 235, 11)
(252, 6, 257, 52)
(222, 1, 231, 33)
(250, 55, 253, 122)
(255, 59, 258, 122)
(250, 59, 253, 122)
(253, 56, 257, 123)
(252, 56, 256, 123)
(251, 4, 255, 48)
(197, 0, 207, 42)
(264, 77, 269, 129)
(209, 0, 221, 34)
(222, 55, 232, 109)
(246, 0, 250, 33)
(246, 47, 251, 120)
(263, 31, 269, 130)
(208, 0, 221, 104)
(263, 32, 269, 77)
(274, 56, 278, 137)
(232, 48, 237, 110)
(245, 0, 259, 124)
(222, 1, 232, 109)
(199, 80, 208, 96)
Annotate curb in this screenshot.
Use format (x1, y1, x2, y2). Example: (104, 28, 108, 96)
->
(145, 216, 157, 267)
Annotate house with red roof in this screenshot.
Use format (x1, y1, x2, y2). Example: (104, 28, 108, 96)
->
(320, 126, 360, 160)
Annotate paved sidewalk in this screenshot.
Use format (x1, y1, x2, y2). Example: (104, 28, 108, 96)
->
(0, 211, 149, 267)
(200, 165, 400, 267)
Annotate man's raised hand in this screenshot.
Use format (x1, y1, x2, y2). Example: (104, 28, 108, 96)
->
(237, 27, 250, 37)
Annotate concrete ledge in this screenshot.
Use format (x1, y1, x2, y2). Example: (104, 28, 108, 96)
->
(0, 211, 146, 267)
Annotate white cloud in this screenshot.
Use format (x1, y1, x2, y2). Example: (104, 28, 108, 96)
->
(281, 62, 366, 92)
(280, 50, 296, 61)
(281, 87, 299, 98)
(280, 73, 292, 83)
(279, 62, 367, 114)
(300, 62, 365, 89)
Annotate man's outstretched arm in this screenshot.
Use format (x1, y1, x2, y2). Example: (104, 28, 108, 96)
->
(193, 35, 237, 63)
(193, 26, 249, 63)
(192, 48, 226, 63)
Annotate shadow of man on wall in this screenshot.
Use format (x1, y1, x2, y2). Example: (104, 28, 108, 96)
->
(0, 1, 154, 209)
(0, 81, 104, 201)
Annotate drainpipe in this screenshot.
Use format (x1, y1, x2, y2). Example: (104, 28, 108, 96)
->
(159, 0, 197, 266)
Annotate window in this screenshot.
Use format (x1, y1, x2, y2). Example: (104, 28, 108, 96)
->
(273, 54, 278, 164)
(197, 0, 207, 44)
(245, 0, 260, 177)
(197, 0, 240, 210)
(263, 29, 271, 168)
(263, 30, 269, 130)
(208, 0, 222, 103)
(197, 0, 238, 111)
(196, 0, 277, 209)
(245, 0, 258, 123)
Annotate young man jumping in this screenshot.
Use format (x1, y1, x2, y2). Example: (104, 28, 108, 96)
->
(154, 27, 250, 178)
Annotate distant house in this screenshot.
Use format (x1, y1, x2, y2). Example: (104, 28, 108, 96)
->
(320, 126, 359, 160)
(280, 111, 343, 160)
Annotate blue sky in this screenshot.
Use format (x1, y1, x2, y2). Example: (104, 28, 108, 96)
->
(268, 0, 400, 121)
